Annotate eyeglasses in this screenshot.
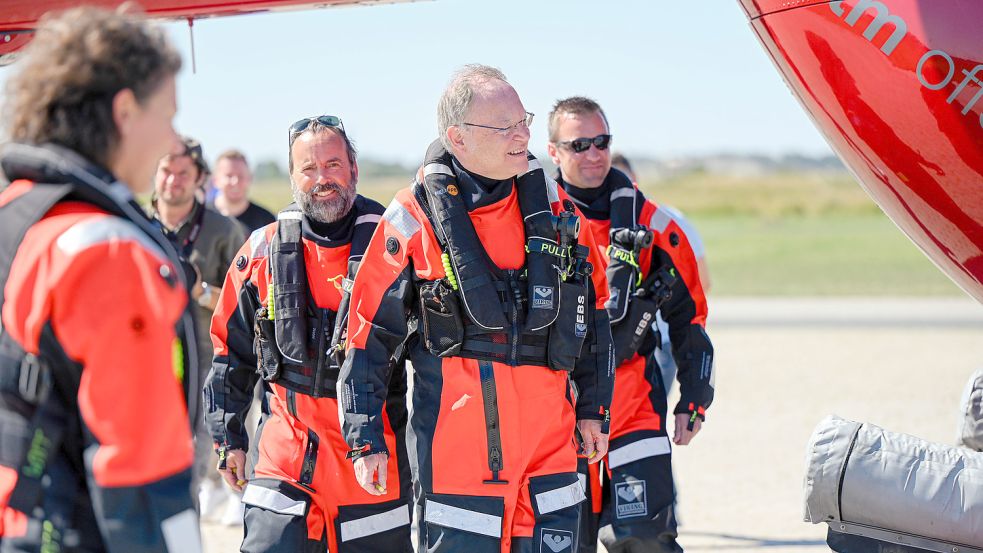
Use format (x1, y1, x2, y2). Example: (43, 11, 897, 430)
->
(289, 115, 345, 146)
(557, 134, 613, 153)
(463, 111, 534, 135)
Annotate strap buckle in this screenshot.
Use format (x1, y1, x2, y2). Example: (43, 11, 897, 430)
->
(18, 353, 48, 404)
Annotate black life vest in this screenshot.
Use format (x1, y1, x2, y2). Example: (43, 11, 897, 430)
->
(257, 198, 380, 398)
(0, 143, 198, 512)
(603, 168, 646, 324)
(414, 141, 591, 370)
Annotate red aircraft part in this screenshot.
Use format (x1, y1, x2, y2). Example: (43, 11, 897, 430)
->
(0, 0, 407, 59)
(739, 0, 983, 302)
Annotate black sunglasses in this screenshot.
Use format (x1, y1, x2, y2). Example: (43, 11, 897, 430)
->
(288, 115, 345, 146)
(558, 134, 613, 154)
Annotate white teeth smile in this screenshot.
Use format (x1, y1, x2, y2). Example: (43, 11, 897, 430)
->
(508, 149, 525, 155)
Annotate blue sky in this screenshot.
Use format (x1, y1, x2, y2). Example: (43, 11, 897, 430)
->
(1, 0, 834, 167)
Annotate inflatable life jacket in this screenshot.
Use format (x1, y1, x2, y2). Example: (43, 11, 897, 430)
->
(253, 198, 380, 398)
(414, 141, 592, 371)
(591, 169, 677, 366)
(0, 143, 199, 513)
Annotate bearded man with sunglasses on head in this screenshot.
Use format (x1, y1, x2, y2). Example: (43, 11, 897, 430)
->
(203, 116, 412, 552)
(547, 97, 714, 553)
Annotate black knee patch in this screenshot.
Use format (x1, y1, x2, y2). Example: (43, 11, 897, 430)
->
(240, 479, 323, 553)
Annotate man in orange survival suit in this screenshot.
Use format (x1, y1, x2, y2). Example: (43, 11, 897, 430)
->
(547, 97, 714, 553)
(204, 116, 412, 552)
(0, 7, 201, 552)
(339, 64, 616, 553)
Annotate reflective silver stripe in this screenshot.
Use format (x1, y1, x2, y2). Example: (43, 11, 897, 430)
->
(56, 216, 166, 260)
(161, 509, 202, 553)
(249, 228, 269, 258)
(241, 484, 306, 516)
(578, 473, 587, 493)
(424, 163, 453, 177)
(383, 199, 422, 240)
(424, 500, 502, 538)
(611, 188, 635, 201)
(545, 174, 560, 204)
(355, 213, 382, 226)
(607, 436, 672, 469)
(534, 480, 586, 515)
(649, 207, 673, 233)
(278, 211, 303, 221)
(340, 504, 410, 542)
(526, 157, 543, 174)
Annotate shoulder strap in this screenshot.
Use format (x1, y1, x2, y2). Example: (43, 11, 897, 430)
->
(270, 204, 310, 365)
(419, 141, 507, 331)
(606, 168, 647, 324)
(0, 182, 74, 315)
(515, 157, 563, 331)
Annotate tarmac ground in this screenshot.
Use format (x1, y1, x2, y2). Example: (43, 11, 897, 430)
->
(202, 297, 983, 552)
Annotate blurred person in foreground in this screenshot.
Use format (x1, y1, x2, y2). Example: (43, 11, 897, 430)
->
(0, 7, 201, 551)
(548, 97, 714, 553)
(150, 137, 246, 524)
(211, 149, 275, 233)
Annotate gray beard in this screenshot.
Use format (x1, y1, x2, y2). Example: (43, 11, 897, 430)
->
(292, 180, 356, 224)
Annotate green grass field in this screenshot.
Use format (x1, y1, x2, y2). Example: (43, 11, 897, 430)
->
(246, 170, 964, 297)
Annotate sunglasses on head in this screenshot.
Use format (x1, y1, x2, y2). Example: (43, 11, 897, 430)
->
(558, 134, 613, 153)
(288, 115, 345, 146)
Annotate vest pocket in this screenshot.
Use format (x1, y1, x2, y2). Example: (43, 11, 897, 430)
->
(548, 280, 590, 372)
(419, 280, 464, 357)
(423, 493, 503, 552)
(254, 310, 282, 381)
(610, 294, 660, 367)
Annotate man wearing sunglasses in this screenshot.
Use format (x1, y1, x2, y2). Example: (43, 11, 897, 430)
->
(203, 116, 411, 552)
(547, 97, 714, 553)
(339, 65, 616, 553)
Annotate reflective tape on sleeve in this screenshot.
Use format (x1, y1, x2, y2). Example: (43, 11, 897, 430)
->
(534, 480, 586, 515)
(241, 484, 306, 516)
(56, 216, 166, 260)
(340, 504, 410, 542)
(424, 500, 502, 538)
(607, 436, 672, 469)
(649, 207, 673, 233)
(383, 199, 422, 240)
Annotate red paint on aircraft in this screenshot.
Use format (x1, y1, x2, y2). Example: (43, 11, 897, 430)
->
(740, 0, 983, 302)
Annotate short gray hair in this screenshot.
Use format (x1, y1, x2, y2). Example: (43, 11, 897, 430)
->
(437, 64, 508, 150)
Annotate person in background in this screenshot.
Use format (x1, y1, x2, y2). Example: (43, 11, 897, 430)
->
(212, 149, 276, 233)
(151, 137, 247, 525)
(549, 97, 714, 553)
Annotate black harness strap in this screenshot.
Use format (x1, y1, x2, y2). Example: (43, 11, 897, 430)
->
(271, 206, 310, 366)
(604, 168, 643, 324)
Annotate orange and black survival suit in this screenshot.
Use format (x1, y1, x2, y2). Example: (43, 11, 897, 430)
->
(0, 144, 201, 552)
(339, 143, 616, 553)
(560, 168, 713, 553)
(204, 196, 412, 552)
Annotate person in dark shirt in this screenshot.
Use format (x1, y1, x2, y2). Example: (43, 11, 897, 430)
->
(212, 149, 276, 232)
